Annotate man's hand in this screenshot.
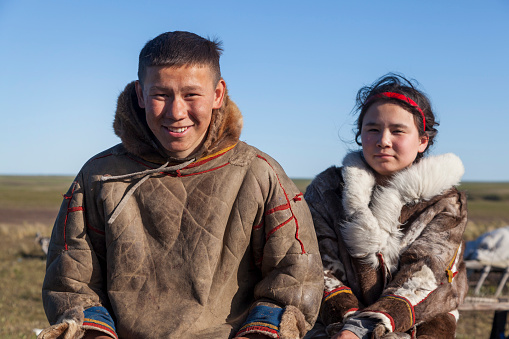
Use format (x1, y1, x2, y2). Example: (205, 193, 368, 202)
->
(235, 334, 271, 339)
(332, 330, 360, 339)
(82, 330, 112, 339)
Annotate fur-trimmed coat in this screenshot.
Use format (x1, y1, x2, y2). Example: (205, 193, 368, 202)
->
(304, 152, 468, 339)
(39, 82, 323, 339)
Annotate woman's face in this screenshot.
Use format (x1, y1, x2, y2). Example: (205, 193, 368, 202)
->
(361, 102, 428, 181)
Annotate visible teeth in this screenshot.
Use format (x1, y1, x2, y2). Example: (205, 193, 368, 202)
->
(168, 127, 188, 133)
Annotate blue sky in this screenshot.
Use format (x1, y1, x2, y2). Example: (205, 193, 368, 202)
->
(1, 0, 508, 181)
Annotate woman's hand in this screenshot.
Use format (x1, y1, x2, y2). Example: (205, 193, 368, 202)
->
(332, 329, 360, 339)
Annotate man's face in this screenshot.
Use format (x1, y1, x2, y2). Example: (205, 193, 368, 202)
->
(135, 65, 225, 159)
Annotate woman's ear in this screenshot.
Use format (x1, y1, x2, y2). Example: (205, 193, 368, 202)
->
(418, 134, 429, 153)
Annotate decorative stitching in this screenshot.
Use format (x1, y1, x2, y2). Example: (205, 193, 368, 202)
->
(414, 290, 434, 306)
(236, 305, 283, 338)
(265, 203, 291, 216)
(361, 310, 396, 332)
(87, 220, 105, 235)
(63, 182, 79, 251)
(184, 144, 236, 168)
(381, 294, 415, 326)
(253, 220, 264, 230)
(239, 322, 279, 331)
(293, 193, 303, 201)
(256, 154, 305, 253)
(265, 216, 294, 241)
(323, 286, 353, 302)
(446, 243, 461, 283)
(236, 325, 279, 338)
(83, 320, 118, 339)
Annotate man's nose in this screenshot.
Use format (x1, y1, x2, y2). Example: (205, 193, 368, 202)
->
(167, 97, 187, 120)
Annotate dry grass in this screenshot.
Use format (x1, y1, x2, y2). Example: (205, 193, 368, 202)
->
(0, 222, 53, 338)
(1, 176, 508, 338)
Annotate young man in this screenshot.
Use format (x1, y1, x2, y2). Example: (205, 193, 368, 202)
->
(38, 31, 323, 339)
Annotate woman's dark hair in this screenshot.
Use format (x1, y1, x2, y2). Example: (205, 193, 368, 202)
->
(354, 73, 439, 160)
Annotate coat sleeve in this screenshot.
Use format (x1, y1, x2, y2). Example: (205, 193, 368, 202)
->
(303, 169, 363, 330)
(40, 172, 118, 339)
(351, 189, 469, 335)
(235, 154, 324, 339)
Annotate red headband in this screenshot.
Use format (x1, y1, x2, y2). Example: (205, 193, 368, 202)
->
(368, 92, 426, 131)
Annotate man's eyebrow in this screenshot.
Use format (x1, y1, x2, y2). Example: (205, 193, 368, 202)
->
(148, 85, 171, 91)
(149, 85, 203, 91)
(181, 85, 204, 91)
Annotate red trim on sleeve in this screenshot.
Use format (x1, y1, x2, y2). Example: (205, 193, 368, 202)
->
(253, 220, 264, 230)
(265, 203, 291, 215)
(256, 155, 305, 253)
(63, 182, 79, 251)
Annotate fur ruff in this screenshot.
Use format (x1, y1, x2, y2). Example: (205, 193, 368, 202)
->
(113, 81, 243, 163)
(340, 152, 464, 272)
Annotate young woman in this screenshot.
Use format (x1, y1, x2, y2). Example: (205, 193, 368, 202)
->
(305, 74, 468, 339)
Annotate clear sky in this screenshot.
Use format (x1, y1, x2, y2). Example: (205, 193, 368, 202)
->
(1, 0, 508, 181)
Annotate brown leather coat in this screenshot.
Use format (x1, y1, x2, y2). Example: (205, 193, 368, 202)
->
(41, 82, 323, 338)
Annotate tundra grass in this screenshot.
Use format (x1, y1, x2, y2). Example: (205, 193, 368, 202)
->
(0, 176, 508, 338)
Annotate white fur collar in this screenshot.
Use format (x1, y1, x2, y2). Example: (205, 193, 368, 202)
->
(340, 151, 464, 272)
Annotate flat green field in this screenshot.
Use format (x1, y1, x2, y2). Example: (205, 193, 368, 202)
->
(1, 176, 508, 338)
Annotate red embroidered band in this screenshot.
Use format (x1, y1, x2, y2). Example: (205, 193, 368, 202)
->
(368, 92, 426, 131)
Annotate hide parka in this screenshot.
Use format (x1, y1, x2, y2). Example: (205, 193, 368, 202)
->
(39, 82, 323, 339)
(304, 152, 468, 339)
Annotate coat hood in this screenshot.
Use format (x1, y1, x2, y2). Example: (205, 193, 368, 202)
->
(113, 81, 243, 164)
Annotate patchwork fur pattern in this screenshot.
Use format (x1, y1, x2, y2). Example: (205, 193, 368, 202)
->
(304, 152, 468, 338)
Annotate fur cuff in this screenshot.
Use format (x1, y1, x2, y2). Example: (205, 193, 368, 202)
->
(279, 305, 308, 339)
(37, 306, 85, 339)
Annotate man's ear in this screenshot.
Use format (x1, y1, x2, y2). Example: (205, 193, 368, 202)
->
(212, 79, 226, 109)
(134, 80, 146, 109)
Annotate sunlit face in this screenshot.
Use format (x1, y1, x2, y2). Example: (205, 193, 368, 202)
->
(135, 65, 225, 159)
(361, 102, 428, 182)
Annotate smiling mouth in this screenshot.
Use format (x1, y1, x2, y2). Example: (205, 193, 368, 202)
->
(167, 126, 189, 133)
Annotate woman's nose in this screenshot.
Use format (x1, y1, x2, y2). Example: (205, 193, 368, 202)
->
(377, 131, 392, 148)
